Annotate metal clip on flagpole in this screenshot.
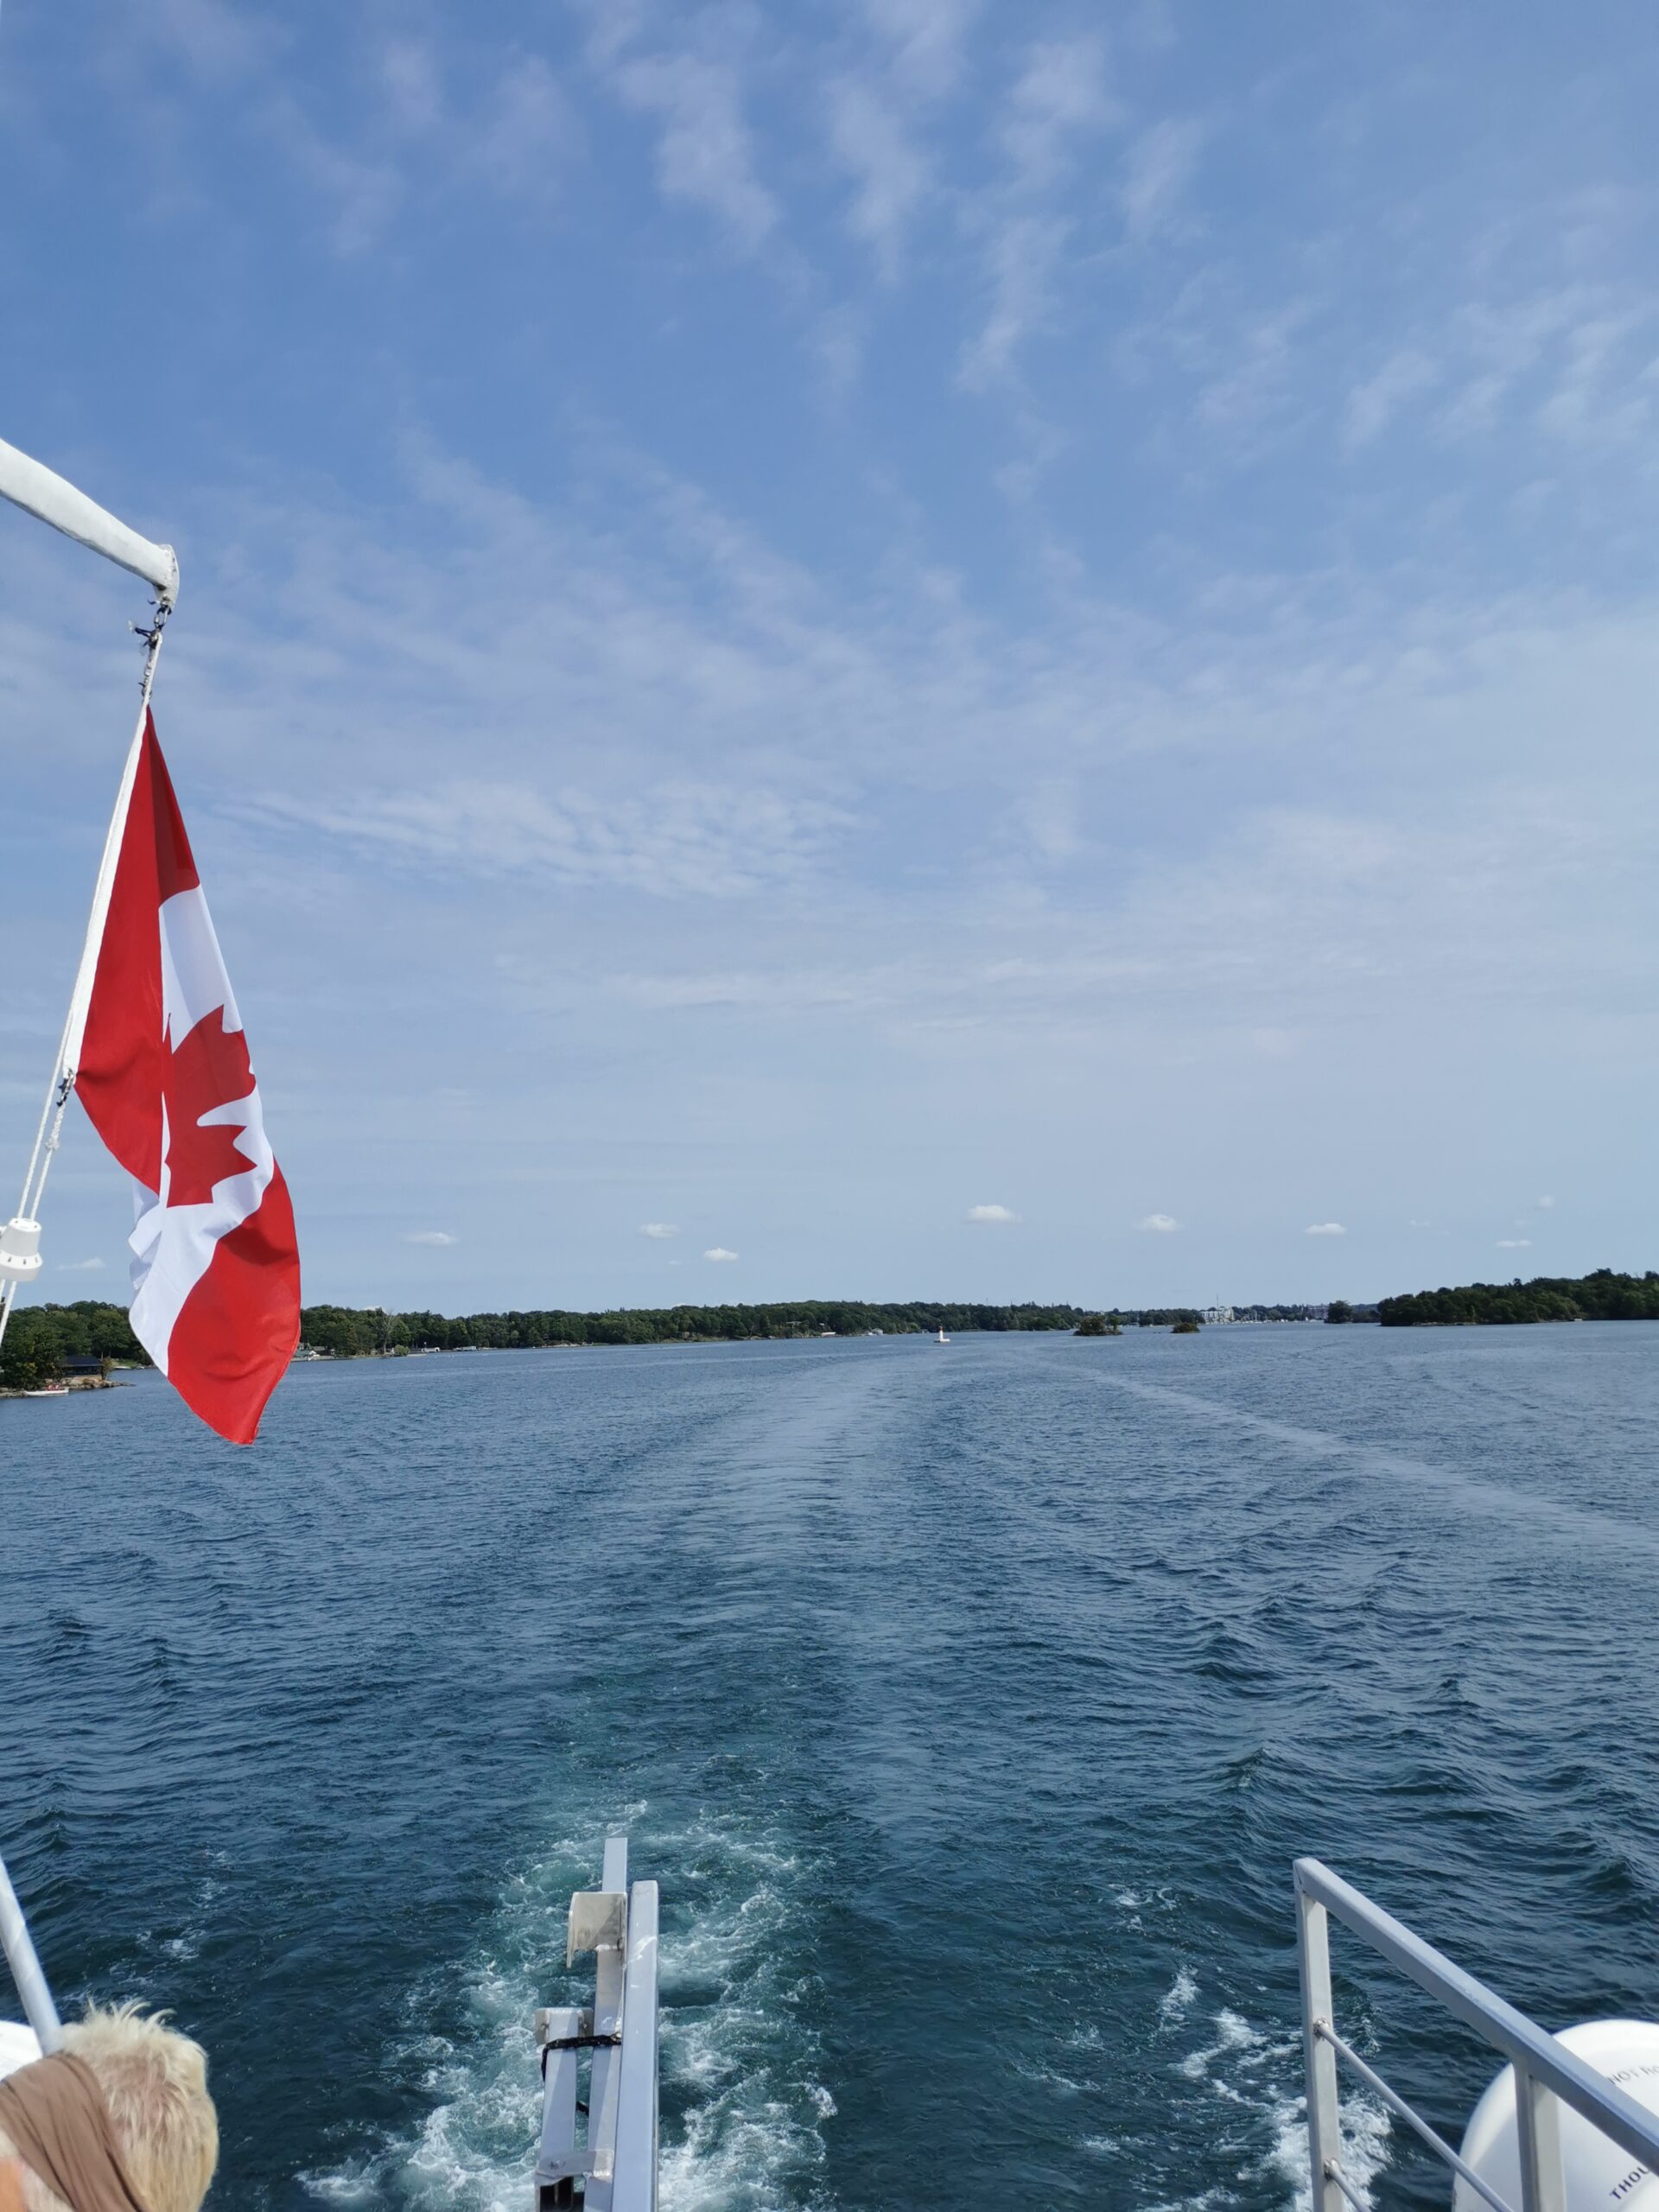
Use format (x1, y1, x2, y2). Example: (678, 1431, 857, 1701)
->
(0, 435, 179, 1352)
(0, 1849, 62, 2051)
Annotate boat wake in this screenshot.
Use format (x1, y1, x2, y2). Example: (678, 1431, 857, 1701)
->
(302, 1808, 833, 2212)
(1171, 1998, 1390, 2212)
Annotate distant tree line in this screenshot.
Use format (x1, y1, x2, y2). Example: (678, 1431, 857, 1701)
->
(0, 1300, 148, 1389)
(296, 1300, 1097, 1357)
(34, 1274, 1637, 1389)
(296, 1300, 1240, 1357)
(1377, 1268, 1659, 1326)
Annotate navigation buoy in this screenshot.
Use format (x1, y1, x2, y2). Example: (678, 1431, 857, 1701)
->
(1456, 2022, 1659, 2212)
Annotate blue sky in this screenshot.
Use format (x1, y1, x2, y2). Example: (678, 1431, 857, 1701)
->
(0, 0, 1654, 1313)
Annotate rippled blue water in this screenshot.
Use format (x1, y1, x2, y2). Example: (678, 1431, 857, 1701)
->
(4, 1325, 1658, 2212)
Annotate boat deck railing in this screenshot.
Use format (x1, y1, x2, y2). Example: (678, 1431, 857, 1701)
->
(1296, 1857, 1659, 2212)
(535, 1837, 659, 2212)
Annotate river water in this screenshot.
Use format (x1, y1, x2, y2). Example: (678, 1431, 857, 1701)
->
(3, 1325, 1657, 2212)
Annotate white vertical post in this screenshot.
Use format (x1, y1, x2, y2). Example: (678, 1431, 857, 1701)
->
(1516, 2063, 1566, 2212)
(584, 1835, 630, 2211)
(612, 1880, 659, 2212)
(534, 2005, 584, 2203)
(1297, 1872, 1344, 2212)
(0, 1851, 62, 2052)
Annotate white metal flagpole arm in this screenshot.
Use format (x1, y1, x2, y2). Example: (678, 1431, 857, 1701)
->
(0, 438, 176, 604)
(0, 1850, 62, 2051)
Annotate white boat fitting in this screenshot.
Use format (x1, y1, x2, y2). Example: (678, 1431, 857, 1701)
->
(0, 435, 177, 604)
(534, 1836, 660, 2212)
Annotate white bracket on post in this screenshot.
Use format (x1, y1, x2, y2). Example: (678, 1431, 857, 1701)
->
(567, 1892, 627, 1967)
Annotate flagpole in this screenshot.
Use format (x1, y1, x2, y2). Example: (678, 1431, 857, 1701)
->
(0, 607, 168, 1354)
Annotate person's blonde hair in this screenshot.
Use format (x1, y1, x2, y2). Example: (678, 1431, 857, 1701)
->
(0, 2005, 219, 2212)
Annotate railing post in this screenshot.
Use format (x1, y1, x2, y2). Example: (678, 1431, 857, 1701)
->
(585, 1836, 630, 2212)
(1296, 1866, 1344, 2212)
(0, 1851, 62, 2053)
(1516, 2064, 1566, 2212)
(612, 1880, 659, 2212)
(532, 2005, 585, 2207)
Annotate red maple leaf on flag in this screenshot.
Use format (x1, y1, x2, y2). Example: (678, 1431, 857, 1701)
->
(163, 1007, 257, 1206)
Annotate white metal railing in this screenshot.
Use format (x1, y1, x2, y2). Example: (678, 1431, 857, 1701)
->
(1296, 1858, 1659, 2212)
(0, 1847, 61, 2052)
(534, 1837, 658, 2212)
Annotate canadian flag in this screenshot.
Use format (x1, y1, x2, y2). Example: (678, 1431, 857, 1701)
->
(74, 713, 299, 1443)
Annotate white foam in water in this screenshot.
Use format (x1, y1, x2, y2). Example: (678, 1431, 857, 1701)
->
(1159, 1967, 1199, 2028)
(1175, 2004, 1391, 2212)
(303, 1809, 833, 2212)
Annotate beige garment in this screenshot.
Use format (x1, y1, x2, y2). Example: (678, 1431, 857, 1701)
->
(0, 2054, 150, 2212)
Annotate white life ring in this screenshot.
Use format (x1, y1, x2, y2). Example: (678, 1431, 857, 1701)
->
(1456, 2022, 1659, 2212)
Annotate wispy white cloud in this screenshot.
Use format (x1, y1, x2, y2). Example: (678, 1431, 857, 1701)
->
(966, 1202, 1019, 1223)
(961, 34, 1116, 391)
(999, 36, 1117, 190)
(1496, 1237, 1532, 1249)
(405, 1230, 459, 1247)
(57, 1256, 106, 1273)
(828, 77, 930, 282)
(1344, 348, 1440, 449)
(582, 9, 779, 254)
(639, 1223, 678, 1238)
(1305, 1222, 1346, 1236)
(1138, 1212, 1180, 1233)
(467, 57, 582, 201)
(268, 94, 403, 254)
(1536, 1195, 1555, 1209)
(862, 0, 981, 100)
(703, 1246, 740, 1262)
(245, 779, 844, 898)
(379, 39, 442, 134)
(1120, 117, 1204, 238)
(147, 0, 280, 86)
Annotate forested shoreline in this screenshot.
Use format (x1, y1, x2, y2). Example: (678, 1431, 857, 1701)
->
(1377, 1268, 1659, 1325)
(7, 1270, 1649, 1389)
(294, 1300, 1197, 1357)
(1, 1296, 1204, 1384)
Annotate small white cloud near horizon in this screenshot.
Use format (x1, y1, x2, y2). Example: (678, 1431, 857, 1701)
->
(639, 1223, 678, 1239)
(1138, 1212, 1180, 1233)
(1497, 1238, 1533, 1249)
(704, 1246, 739, 1262)
(1306, 1222, 1346, 1236)
(1537, 1196, 1556, 1210)
(966, 1203, 1020, 1224)
(57, 1256, 105, 1272)
(405, 1230, 459, 1247)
